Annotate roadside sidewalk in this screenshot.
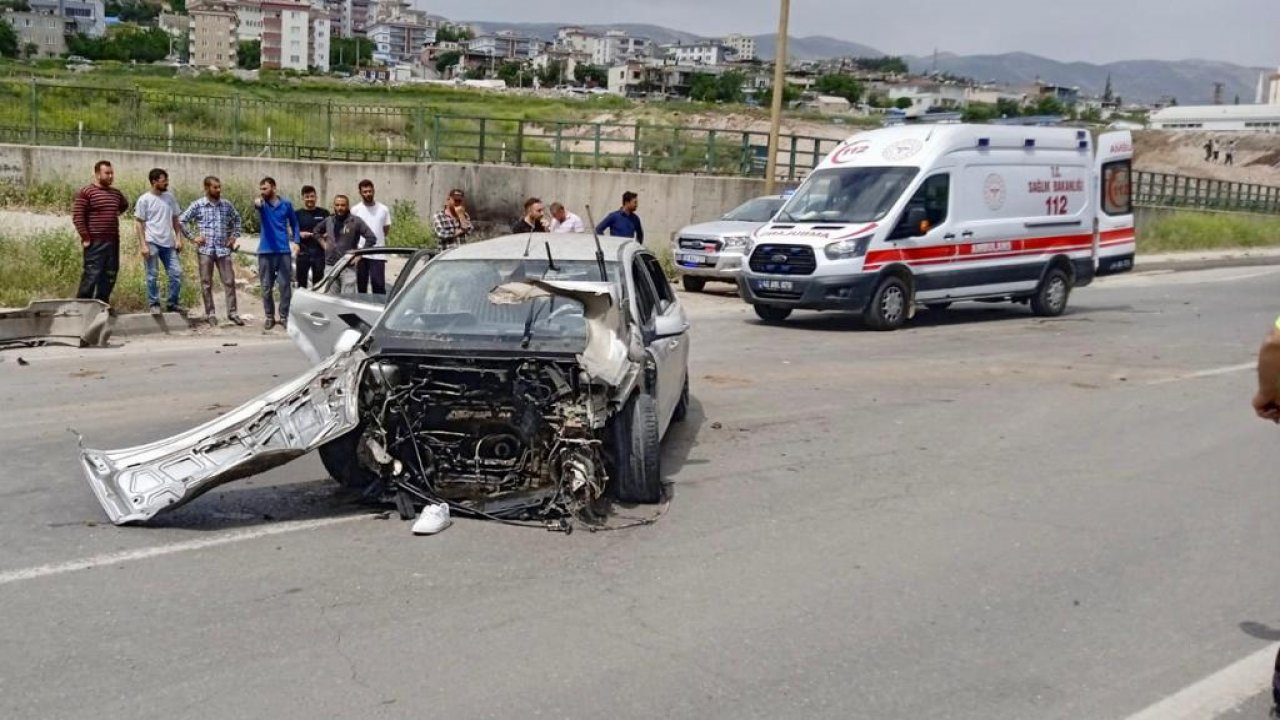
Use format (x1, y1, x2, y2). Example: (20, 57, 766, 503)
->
(1136, 247, 1280, 273)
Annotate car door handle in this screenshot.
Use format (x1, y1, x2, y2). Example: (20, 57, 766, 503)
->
(305, 312, 330, 327)
(961, 231, 975, 238)
(943, 233, 956, 240)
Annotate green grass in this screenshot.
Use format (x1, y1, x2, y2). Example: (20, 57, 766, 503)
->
(389, 200, 435, 249)
(0, 180, 263, 233)
(1138, 211, 1280, 253)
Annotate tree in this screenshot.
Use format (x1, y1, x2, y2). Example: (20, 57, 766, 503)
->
(893, 96, 913, 110)
(962, 102, 998, 123)
(759, 82, 802, 108)
(21, 41, 36, 59)
(496, 61, 529, 86)
(850, 56, 908, 74)
(435, 25, 474, 43)
(574, 63, 607, 87)
(0, 19, 19, 58)
(434, 50, 461, 75)
(329, 37, 371, 68)
(995, 97, 1022, 118)
(237, 40, 260, 69)
(537, 59, 565, 87)
(1034, 95, 1066, 116)
(1102, 73, 1114, 102)
(814, 73, 863, 103)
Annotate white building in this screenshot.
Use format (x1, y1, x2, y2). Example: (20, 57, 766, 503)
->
(28, 0, 104, 37)
(310, 13, 331, 72)
(1258, 68, 1280, 105)
(591, 30, 651, 66)
(1149, 104, 1280, 132)
(468, 30, 542, 60)
(721, 33, 756, 61)
(235, 2, 263, 41)
(663, 41, 732, 66)
(886, 83, 969, 117)
(370, 19, 436, 65)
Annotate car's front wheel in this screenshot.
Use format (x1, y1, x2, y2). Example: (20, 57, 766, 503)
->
(682, 276, 707, 293)
(754, 304, 792, 323)
(607, 393, 663, 504)
(319, 425, 380, 493)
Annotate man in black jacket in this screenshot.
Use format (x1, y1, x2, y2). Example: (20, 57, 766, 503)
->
(315, 194, 377, 296)
(512, 197, 548, 234)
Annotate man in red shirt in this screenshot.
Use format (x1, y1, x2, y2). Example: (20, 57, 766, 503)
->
(72, 160, 129, 304)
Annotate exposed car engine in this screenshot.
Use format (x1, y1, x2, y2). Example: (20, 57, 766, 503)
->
(346, 356, 614, 525)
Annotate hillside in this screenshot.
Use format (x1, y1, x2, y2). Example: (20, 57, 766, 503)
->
(754, 35, 884, 62)
(907, 52, 1266, 105)
(463, 22, 703, 46)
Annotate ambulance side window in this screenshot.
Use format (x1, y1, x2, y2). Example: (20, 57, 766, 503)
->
(1101, 160, 1132, 216)
(890, 173, 950, 239)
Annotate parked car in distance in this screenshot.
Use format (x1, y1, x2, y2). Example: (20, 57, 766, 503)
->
(671, 195, 787, 292)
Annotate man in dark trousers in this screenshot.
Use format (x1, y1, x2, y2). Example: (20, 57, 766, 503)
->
(512, 197, 548, 234)
(294, 185, 329, 289)
(72, 160, 129, 304)
(253, 177, 300, 330)
(595, 191, 644, 244)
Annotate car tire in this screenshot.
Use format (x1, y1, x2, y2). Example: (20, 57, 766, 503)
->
(319, 426, 380, 493)
(1031, 267, 1071, 317)
(608, 393, 663, 504)
(925, 302, 951, 312)
(682, 276, 707, 293)
(673, 373, 690, 423)
(864, 276, 910, 331)
(754, 304, 792, 323)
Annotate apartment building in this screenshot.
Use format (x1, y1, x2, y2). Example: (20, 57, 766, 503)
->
(468, 30, 541, 60)
(235, 1, 263, 41)
(721, 33, 756, 61)
(591, 29, 651, 66)
(663, 41, 732, 66)
(189, 0, 238, 68)
(370, 20, 436, 64)
(310, 13, 331, 71)
(260, 0, 314, 71)
(27, 0, 104, 37)
(6, 11, 69, 57)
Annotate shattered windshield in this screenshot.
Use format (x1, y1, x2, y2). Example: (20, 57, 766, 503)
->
(380, 259, 619, 352)
(777, 167, 919, 224)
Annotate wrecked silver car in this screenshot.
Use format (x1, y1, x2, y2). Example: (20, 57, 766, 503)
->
(81, 235, 691, 529)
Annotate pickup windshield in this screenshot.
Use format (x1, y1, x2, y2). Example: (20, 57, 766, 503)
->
(777, 167, 919, 224)
(378, 259, 618, 353)
(722, 197, 785, 223)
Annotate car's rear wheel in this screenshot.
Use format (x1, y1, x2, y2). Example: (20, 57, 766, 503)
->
(682, 276, 707, 293)
(608, 393, 663, 504)
(864, 276, 910, 331)
(754, 304, 792, 323)
(1031, 267, 1072, 317)
(319, 426, 380, 493)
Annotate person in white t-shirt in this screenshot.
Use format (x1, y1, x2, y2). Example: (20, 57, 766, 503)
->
(549, 202, 585, 233)
(351, 178, 392, 294)
(134, 167, 184, 314)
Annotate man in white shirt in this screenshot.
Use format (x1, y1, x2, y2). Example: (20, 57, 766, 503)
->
(134, 167, 184, 314)
(351, 178, 392, 294)
(549, 202, 585, 233)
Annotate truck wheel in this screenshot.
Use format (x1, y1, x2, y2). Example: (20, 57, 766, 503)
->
(864, 276, 909, 331)
(608, 393, 663, 504)
(754, 304, 792, 323)
(1031, 268, 1072, 317)
(682, 276, 707, 293)
(319, 426, 380, 493)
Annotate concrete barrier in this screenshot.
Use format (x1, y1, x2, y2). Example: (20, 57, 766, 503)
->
(2, 144, 768, 246)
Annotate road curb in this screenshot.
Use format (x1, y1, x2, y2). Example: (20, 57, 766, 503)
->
(1137, 253, 1280, 273)
(109, 312, 193, 338)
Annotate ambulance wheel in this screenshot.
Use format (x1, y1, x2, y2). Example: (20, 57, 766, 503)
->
(925, 302, 951, 312)
(1031, 268, 1072, 317)
(754, 304, 792, 323)
(682, 276, 707, 293)
(864, 276, 909, 331)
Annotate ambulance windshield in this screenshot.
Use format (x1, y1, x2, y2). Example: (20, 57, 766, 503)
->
(776, 167, 919, 225)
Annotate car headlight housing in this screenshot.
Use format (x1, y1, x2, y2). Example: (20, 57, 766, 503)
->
(824, 237, 871, 261)
(722, 235, 753, 252)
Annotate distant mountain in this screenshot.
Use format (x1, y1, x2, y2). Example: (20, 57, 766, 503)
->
(462, 21, 704, 46)
(756, 35, 884, 62)
(906, 51, 1267, 105)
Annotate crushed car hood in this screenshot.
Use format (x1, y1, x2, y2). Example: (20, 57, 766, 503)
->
(80, 350, 367, 524)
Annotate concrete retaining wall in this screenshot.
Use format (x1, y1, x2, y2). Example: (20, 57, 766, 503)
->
(0, 144, 768, 244)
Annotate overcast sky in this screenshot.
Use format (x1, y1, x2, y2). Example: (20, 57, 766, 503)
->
(431, 0, 1276, 68)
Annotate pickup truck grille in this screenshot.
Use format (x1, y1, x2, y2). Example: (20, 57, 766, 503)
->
(749, 244, 817, 276)
(679, 237, 723, 252)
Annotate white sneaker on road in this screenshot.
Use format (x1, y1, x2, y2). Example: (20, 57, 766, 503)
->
(412, 503, 451, 535)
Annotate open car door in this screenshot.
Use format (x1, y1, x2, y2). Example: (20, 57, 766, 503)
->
(288, 248, 433, 364)
(1094, 131, 1136, 276)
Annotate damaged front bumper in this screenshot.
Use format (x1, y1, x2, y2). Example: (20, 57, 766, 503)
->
(0, 299, 112, 348)
(80, 350, 366, 524)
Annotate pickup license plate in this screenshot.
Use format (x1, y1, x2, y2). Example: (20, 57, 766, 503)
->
(678, 253, 708, 267)
(752, 279, 795, 292)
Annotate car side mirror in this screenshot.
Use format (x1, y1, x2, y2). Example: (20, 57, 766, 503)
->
(892, 206, 930, 240)
(653, 308, 689, 340)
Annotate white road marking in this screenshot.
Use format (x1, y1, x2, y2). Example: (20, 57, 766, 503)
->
(1148, 362, 1255, 386)
(0, 514, 369, 587)
(1122, 642, 1276, 720)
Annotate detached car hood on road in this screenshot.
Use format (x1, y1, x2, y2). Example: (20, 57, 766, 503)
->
(80, 351, 366, 524)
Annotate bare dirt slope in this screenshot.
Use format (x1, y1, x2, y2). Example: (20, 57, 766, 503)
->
(1135, 131, 1280, 185)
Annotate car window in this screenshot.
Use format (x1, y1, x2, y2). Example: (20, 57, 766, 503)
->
(1101, 160, 1132, 216)
(640, 254, 675, 311)
(891, 173, 950, 239)
(321, 251, 414, 301)
(631, 257, 658, 325)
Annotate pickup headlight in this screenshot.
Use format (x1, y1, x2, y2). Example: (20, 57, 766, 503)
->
(722, 235, 753, 252)
(824, 237, 870, 261)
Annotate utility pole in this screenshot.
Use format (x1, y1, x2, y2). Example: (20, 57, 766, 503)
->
(764, 0, 790, 194)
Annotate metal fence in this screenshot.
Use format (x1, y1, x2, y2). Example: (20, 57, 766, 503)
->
(0, 79, 840, 180)
(1134, 171, 1280, 215)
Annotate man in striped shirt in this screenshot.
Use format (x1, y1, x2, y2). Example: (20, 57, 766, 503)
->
(179, 176, 245, 326)
(72, 160, 129, 304)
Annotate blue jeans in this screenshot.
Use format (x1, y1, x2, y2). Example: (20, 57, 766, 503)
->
(144, 243, 182, 309)
(258, 252, 294, 320)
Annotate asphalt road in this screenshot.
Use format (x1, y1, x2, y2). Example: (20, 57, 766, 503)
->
(3, 267, 1280, 720)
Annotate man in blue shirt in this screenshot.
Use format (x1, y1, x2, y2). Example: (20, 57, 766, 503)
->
(179, 176, 244, 326)
(253, 176, 301, 331)
(595, 191, 644, 244)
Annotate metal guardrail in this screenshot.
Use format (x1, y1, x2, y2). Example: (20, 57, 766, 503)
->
(0, 79, 839, 180)
(1134, 171, 1280, 215)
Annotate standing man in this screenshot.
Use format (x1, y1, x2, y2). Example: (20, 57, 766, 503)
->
(351, 179, 391, 295)
(595, 191, 645, 244)
(179, 176, 244, 326)
(316, 195, 377, 296)
(295, 185, 329, 289)
(431, 188, 473, 249)
(253, 177, 301, 331)
(134, 168, 184, 315)
(1225, 139, 1237, 167)
(549, 202, 585, 233)
(512, 197, 548, 234)
(72, 160, 129, 304)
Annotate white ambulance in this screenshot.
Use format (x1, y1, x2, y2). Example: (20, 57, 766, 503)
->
(738, 124, 1135, 329)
